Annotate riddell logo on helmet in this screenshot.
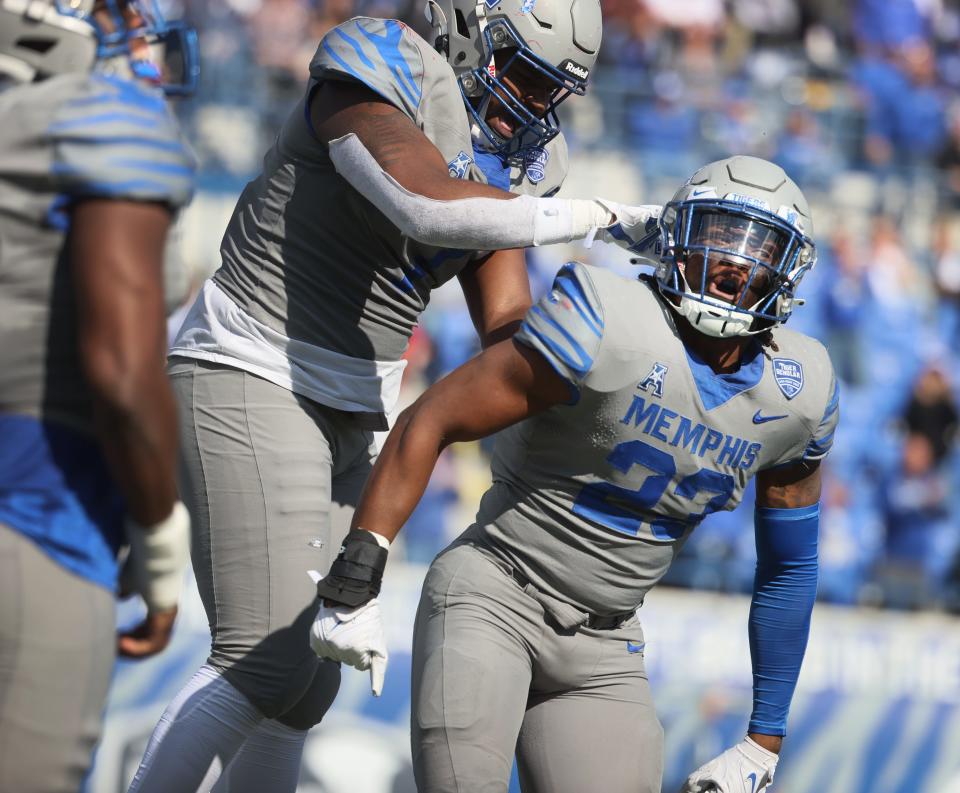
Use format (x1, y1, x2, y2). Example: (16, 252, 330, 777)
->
(560, 60, 589, 81)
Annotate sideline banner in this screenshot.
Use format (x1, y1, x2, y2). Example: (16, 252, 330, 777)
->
(88, 565, 960, 793)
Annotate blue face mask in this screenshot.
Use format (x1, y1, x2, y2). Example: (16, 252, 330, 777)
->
(459, 18, 587, 164)
(657, 200, 815, 329)
(55, 0, 199, 95)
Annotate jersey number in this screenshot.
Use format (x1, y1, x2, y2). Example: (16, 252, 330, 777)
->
(572, 439, 734, 539)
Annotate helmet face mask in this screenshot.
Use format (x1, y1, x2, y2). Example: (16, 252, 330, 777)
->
(67, 0, 199, 94)
(0, 0, 197, 94)
(655, 157, 817, 339)
(427, 0, 601, 163)
(464, 18, 581, 161)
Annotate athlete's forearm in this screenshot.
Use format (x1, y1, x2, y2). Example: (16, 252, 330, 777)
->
(70, 199, 178, 527)
(351, 406, 445, 542)
(353, 340, 569, 540)
(87, 360, 179, 527)
(328, 133, 614, 249)
(747, 504, 819, 737)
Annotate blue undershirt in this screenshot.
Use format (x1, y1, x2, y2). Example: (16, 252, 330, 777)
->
(0, 414, 124, 590)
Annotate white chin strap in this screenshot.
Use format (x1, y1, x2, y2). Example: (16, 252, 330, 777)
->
(675, 293, 759, 338)
(470, 117, 500, 151)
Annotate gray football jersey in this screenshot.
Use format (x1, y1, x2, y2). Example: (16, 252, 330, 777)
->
(212, 16, 570, 366)
(0, 72, 194, 430)
(470, 263, 839, 616)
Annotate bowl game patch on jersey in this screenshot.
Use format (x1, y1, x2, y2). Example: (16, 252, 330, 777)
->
(772, 358, 803, 399)
(523, 146, 549, 184)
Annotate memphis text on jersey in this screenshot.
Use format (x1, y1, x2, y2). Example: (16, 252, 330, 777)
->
(621, 395, 762, 471)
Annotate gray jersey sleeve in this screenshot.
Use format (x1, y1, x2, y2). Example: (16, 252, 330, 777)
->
(310, 17, 425, 123)
(514, 261, 605, 397)
(802, 369, 839, 462)
(50, 74, 194, 208)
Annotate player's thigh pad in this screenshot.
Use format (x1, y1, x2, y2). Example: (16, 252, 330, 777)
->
(411, 543, 544, 793)
(517, 624, 663, 793)
(0, 524, 115, 793)
(169, 359, 373, 721)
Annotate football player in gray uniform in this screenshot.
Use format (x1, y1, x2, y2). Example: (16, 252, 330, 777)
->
(0, 2, 197, 791)
(313, 156, 837, 793)
(128, 1, 658, 792)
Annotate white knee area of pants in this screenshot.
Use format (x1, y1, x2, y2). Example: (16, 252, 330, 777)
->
(240, 719, 307, 758)
(211, 720, 308, 793)
(127, 665, 264, 793)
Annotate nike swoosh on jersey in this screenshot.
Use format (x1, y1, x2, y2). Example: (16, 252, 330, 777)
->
(752, 410, 788, 424)
(746, 771, 758, 793)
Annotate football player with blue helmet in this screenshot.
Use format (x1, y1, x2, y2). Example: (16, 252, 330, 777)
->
(0, 2, 197, 790)
(127, 1, 659, 792)
(312, 157, 834, 793)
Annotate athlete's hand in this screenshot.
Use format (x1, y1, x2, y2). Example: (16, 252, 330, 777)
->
(310, 594, 388, 696)
(678, 737, 778, 792)
(117, 606, 178, 658)
(587, 201, 661, 258)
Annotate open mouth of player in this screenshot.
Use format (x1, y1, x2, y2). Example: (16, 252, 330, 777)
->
(487, 112, 518, 140)
(706, 269, 749, 305)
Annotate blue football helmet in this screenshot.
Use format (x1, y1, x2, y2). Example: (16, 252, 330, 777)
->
(0, 0, 198, 95)
(427, 0, 602, 164)
(654, 156, 817, 338)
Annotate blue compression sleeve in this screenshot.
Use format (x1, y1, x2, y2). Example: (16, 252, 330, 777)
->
(748, 503, 819, 736)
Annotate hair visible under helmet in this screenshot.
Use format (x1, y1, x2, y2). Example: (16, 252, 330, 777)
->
(654, 156, 817, 339)
(0, 0, 197, 94)
(426, 0, 601, 163)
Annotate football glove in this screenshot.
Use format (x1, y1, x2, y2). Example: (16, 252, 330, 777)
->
(587, 200, 662, 258)
(678, 736, 778, 793)
(309, 587, 387, 697)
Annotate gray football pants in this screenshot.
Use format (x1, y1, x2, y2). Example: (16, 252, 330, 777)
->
(0, 524, 116, 793)
(169, 358, 376, 727)
(412, 542, 664, 793)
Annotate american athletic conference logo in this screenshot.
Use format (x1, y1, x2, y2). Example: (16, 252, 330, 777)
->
(638, 362, 668, 398)
(772, 358, 804, 399)
(447, 151, 473, 179)
(523, 146, 549, 184)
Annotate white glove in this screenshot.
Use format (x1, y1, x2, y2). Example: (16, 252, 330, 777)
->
(587, 200, 662, 258)
(122, 501, 191, 613)
(309, 576, 388, 697)
(678, 737, 778, 793)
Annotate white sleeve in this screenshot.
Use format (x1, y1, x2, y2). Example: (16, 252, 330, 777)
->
(327, 133, 613, 249)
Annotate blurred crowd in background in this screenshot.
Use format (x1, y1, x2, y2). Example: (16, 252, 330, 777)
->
(168, 0, 960, 612)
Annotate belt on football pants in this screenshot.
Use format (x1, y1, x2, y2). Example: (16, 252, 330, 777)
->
(505, 564, 635, 631)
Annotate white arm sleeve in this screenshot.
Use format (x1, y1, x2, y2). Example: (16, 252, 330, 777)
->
(327, 133, 614, 249)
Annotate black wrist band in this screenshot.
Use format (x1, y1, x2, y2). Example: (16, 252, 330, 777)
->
(315, 529, 389, 607)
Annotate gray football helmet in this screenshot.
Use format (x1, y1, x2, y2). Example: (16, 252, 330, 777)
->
(426, 0, 602, 161)
(0, 0, 198, 94)
(654, 156, 817, 338)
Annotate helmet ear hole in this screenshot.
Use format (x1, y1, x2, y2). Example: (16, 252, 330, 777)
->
(15, 36, 57, 54)
(454, 8, 470, 38)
